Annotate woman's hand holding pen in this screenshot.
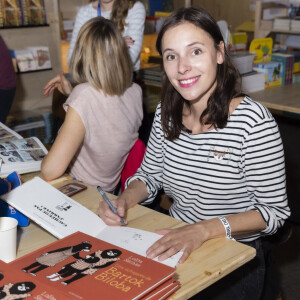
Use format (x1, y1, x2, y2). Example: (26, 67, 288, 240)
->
(43, 72, 73, 97)
(97, 196, 128, 226)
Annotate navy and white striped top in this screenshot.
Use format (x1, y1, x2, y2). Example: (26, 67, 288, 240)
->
(128, 97, 290, 242)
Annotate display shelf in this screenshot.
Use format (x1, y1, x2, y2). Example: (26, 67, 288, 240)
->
(254, 0, 300, 38)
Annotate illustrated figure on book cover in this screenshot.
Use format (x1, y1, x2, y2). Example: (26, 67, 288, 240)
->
(22, 241, 92, 275)
(0, 281, 36, 299)
(46, 249, 122, 285)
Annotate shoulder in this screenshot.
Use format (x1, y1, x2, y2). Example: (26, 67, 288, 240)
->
(128, 1, 146, 15)
(76, 4, 95, 19)
(235, 96, 274, 123)
(128, 82, 142, 95)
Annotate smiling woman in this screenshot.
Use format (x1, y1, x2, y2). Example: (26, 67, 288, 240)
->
(97, 7, 290, 300)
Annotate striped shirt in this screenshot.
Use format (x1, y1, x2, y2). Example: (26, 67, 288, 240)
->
(128, 97, 290, 242)
(67, 1, 146, 71)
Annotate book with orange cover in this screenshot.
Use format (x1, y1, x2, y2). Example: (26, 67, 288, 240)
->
(0, 260, 69, 299)
(141, 278, 180, 300)
(9, 231, 176, 300)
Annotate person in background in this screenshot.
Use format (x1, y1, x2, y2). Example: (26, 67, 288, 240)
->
(41, 17, 143, 193)
(44, 0, 149, 144)
(68, 0, 146, 74)
(98, 7, 290, 299)
(0, 35, 17, 124)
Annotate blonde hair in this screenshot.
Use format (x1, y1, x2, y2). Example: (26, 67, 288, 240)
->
(89, 0, 136, 33)
(69, 17, 133, 96)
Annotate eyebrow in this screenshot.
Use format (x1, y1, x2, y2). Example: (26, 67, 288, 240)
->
(162, 41, 205, 55)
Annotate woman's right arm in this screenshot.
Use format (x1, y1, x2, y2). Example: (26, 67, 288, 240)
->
(41, 106, 85, 181)
(97, 179, 149, 225)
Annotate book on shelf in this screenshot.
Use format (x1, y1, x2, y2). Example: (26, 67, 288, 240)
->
(2, 176, 183, 268)
(291, 17, 300, 31)
(271, 53, 295, 85)
(249, 38, 273, 63)
(20, 0, 46, 25)
(253, 61, 284, 87)
(273, 16, 291, 31)
(0, 0, 23, 27)
(28, 46, 51, 70)
(14, 46, 51, 72)
(14, 49, 36, 72)
(0, 122, 48, 177)
(241, 71, 265, 93)
(293, 71, 300, 83)
(5, 231, 178, 299)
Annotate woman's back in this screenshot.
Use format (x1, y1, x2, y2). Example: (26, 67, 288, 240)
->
(64, 82, 143, 190)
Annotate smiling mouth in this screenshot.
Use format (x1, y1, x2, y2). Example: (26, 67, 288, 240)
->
(179, 76, 200, 87)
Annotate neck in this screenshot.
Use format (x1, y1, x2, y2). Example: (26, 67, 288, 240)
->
(92, 1, 113, 12)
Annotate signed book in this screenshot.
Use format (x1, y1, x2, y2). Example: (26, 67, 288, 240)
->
(2, 177, 182, 268)
(8, 231, 177, 300)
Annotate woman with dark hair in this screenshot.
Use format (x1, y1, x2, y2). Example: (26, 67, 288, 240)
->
(98, 7, 289, 299)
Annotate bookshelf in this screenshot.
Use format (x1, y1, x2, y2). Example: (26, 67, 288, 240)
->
(1, 0, 61, 114)
(254, 0, 300, 38)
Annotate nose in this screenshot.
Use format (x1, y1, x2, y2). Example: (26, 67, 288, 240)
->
(178, 56, 191, 74)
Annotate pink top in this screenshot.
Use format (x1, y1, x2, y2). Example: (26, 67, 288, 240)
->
(63, 82, 143, 190)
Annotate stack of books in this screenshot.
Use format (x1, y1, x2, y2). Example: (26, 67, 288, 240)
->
(230, 52, 255, 75)
(241, 71, 265, 93)
(273, 17, 291, 31)
(271, 53, 295, 85)
(291, 17, 300, 31)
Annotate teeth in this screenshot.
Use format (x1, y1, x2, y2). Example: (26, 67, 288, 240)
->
(180, 78, 196, 84)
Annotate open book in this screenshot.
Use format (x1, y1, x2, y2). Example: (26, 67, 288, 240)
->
(2, 177, 182, 268)
(0, 122, 48, 177)
(3, 231, 178, 300)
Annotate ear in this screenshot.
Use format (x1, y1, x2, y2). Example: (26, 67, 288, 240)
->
(217, 41, 225, 65)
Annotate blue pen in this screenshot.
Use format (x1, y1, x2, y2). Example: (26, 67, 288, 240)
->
(97, 186, 125, 225)
(97, 0, 101, 16)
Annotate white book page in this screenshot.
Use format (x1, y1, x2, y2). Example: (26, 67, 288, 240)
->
(97, 226, 183, 268)
(2, 177, 106, 239)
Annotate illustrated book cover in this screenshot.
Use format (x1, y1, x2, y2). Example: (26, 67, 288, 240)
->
(9, 231, 177, 300)
(271, 53, 294, 85)
(0, 0, 22, 27)
(0, 122, 48, 177)
(0, 259, 70, 299)
(2, 177, 182, 268)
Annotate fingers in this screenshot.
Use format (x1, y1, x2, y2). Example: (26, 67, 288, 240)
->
(43, 74, 62, 97)
(97, 198, 127, 226)
(123, 36, 135, 47)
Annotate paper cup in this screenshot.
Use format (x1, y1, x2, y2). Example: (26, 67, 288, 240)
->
(0, 217, 18, 263)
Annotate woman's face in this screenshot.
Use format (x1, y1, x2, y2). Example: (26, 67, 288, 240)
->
(161, 22, 224, 104)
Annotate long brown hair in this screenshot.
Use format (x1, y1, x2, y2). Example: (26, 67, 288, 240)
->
(90, 0, 136, 34)
(156, 7, 243, 141)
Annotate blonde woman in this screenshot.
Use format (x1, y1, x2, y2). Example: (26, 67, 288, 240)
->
(68, 0, 146, 72)
(41, 17, 143, 192)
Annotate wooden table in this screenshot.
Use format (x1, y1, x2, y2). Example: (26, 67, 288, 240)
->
(17, 174, 256, 300)
(250, 82, 300, 115)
